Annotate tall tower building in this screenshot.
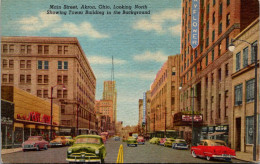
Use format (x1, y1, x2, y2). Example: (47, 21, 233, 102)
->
(103, 81, 117, 123)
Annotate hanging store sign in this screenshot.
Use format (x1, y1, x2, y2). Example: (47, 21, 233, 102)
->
(17, 112, 51, 124)
(208, 126, 215, 133)
(191, 0, 200, 48)
(215, 125, 229, 132)
(182, 114, 202, 122)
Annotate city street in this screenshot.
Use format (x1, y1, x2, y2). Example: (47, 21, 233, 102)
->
(2, 138, 247, 163)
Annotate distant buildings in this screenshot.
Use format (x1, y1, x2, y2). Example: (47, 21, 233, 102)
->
(103, 81, 117, 123)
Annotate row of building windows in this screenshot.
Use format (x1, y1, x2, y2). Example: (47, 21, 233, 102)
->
(2, 44, 69, 55)
(234, 78, 255, 106)
(36, 89, 68, 99)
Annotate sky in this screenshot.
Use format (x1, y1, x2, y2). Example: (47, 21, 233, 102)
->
(1, 0, 182, 126)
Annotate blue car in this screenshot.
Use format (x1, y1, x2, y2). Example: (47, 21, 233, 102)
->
(172, 139, 189, 150)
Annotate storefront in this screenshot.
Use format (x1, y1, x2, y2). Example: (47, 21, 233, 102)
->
(200, 125, 229, 145)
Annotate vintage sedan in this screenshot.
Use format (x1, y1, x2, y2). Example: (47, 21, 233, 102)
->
(172, 139, 189, 150)
(127, 136, 138, 147)
(50, 136, 67, 147)
(65, 136, 74, 145)
(22, 136, 49, 151)
(137, 136, 145, 145)
(66, 135, 106, 163)
(164, 138, 175, 147)
(191, 139, 236, 161)
(149, 137, 160, 144)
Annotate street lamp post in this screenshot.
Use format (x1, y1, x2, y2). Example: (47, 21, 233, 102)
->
(50, 84, 66, 141)
(229, 39, 258, 161)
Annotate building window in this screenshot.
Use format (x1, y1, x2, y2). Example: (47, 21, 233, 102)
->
(226, 36, 229, 50)
(246, 78, 255, 102)
(218, 22, 222, 34)
(63, 90, 68, 98)
(211, 73, 214, 84)
(20, 74, 25, 83)
(207, 4, 210, 15)
(58, 46, 62, 54)
(3, 59, 7, 68)
(44, 61, 49, 70)
(3, 44, 8, 53)
(63, 75, 68, 84)
(43, 90, 48, 98)
(64, 46, 68, 54)
(37, 90, 42, 97)
(9, 45, 14, 53)
(226, 13, 230, 27)
(246, 116, 254, 144)
(227, 0, 230, 6)
(218, 68, 221, 81)
(224, 90, 228, 117)
(61, 105, 65, 114)
(64, 61, 68, 70)
(58, 61, 62, 69)
(57, 75, 62, 84)
(251, 41, 257, 64)
(212, 49, 215, 61)
(235, 84, 242, 106)
(212, 30, 215, 42)
(200, 43, 203, 53)
(219, 2, 223, 16)
(44, 75, 48, 83)
(213, 0, 216, 6)
(21, 45, 25, 53)
(218, 94, 221, 118)
(225, 63, 229, 76)
(218, 44, 221, 56)
(38, 61, 43, 69)
(9, 60, 14, 68)
(206, 37, 209, 47)
(213, 12, 215, 24)
(27, 60, 31, 69)
(243, 47, 249, 67)
(195, 49, 198, 58)
(206, 55, 208, 66)
(2, 74, 8, 83)
(57, 90, 62, 98)
(27, 45, 32, 54)
(191, 54, 193, 63)
(38, 75, 43, 83)
(236, 52, 241, 71)
(44, 45, 49, 54)
(20, 60, 25, 68)
(26, 75, 31, 84)
(38, 45, 43, 54)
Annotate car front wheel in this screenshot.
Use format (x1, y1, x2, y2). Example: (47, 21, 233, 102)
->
(191, 151, 197, 158)
(44, 144, 48, 150)
(36, 145, 40, 151)
(206, 156, 211, 161)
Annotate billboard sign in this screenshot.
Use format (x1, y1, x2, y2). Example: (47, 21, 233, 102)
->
(191, 0, 200, 48)
(182, 114, 202, 122)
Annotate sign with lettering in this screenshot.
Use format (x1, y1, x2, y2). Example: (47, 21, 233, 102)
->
(191, 0, 200, 48)
(17, 112, 51, 124)
(215, 125, 229, 132)
(182, 114, 202, 122)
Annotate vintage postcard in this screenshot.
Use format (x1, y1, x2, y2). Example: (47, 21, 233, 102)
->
(1, 0, 259, 163)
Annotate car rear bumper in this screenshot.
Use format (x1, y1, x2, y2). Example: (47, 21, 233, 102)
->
(175, 145, 188, 149)
(50, 143, 63, 146)
(66, 158, 101, 163)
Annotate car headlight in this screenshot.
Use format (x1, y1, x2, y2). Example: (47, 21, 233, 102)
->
(95, 149, 99, 154)
(68, 150, 72, 154)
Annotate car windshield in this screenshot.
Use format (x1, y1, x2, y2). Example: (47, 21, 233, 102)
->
(210, 141, 226, 146)
(28, 137, 40, 141)
(65, 136, 72, 139)
(75, 137, 101, 144)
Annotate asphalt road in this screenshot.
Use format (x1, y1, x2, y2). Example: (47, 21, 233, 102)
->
(1, 138, 248, 163)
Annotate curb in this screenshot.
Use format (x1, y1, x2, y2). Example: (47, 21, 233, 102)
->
(1, 148, 23, 155)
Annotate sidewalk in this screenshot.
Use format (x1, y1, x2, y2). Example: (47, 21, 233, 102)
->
(1, 147, 22, 155)
(235, 151, 259, 163)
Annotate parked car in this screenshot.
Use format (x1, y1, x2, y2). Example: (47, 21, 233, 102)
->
(114, 136, 120, 141)
(149, 137, 160, 144)
(137, 136, 145, 145)
(172, 139, 189, 150)
(66, 135, 106, 163)
(50, 136, 67, 147)
(64, 136, 74, 145)
(164, 138, 175, 147)
(22, 136, 49, 151)
(191, 139, 236, 161)
(127, 136, 138, 147)
(159, 138, 167, 146)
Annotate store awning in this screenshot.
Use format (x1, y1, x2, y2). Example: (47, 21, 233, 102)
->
(208, 132, 226, 136)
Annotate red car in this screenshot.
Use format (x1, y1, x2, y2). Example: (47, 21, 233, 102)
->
(137, 136, 145, 144)
(22, 136, 49, 151)
(191, 139, 236, 161)
(159, 138, 167, 146)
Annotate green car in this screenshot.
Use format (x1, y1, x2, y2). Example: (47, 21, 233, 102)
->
(149, 137, 160, 144)
(66, 135, 106, 163)
(164, 138, 175, 147)
(127, 137, 138, 147)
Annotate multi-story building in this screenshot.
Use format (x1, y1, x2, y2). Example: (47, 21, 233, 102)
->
(138, 99, 143, 134)
(1, 36, 96, 135)
(145, 90, 151, 133)
(179, 0, 259, 144)
(103, 81, 117, 123)
(230, 18, 259, 159)
(150, 55, 180, 132)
